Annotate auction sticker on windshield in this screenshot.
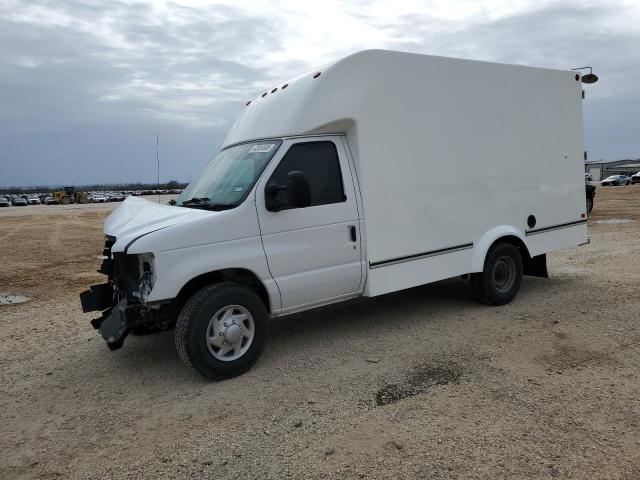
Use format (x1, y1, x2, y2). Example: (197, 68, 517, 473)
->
(249, 143, 275, 153)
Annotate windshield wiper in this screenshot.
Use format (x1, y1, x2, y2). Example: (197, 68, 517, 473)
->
(179, 196, 212, 210)
(179, 197, 235, 211)
(181, 196, 210, 204)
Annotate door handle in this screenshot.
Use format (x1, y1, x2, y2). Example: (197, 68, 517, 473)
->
(349, 225, 357, 242)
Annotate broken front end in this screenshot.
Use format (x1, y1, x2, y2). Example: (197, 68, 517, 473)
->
(79, 236, 176, 350)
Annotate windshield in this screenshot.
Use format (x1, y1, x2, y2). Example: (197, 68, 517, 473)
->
(176, 140, 282, 209)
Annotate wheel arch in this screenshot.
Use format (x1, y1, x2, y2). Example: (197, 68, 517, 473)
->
(176, 268, 274, 313)
(471, 226, 547, 278)
(471, 226, 531, 272)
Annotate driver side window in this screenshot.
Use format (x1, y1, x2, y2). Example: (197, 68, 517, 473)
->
(268, 141, 346, 208)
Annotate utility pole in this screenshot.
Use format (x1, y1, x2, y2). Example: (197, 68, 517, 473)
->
(156, 133, 160, 203)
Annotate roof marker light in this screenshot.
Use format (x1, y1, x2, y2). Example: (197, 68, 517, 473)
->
(245, 100, 251, 106)
(261, 92, 267, 97)
(271, 88, 277, 93)
(282, 83, 288, 89)
(313, 72, 321, 78)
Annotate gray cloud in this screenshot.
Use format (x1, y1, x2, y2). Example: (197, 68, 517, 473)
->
(0, 0, 638, 186)
(0, 0, 291, 186)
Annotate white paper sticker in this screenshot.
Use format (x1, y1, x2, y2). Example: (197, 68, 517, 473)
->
(249, 143, 275, 153)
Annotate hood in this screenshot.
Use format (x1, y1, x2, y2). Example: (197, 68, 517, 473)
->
(105, 197, 211, 252)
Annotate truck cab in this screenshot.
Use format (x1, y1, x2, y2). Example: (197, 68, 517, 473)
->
(82, 134, 366, 378)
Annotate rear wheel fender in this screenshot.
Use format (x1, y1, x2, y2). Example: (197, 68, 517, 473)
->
(471, 226, 528, 272)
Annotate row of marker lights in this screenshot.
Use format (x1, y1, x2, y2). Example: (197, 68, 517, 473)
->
(246, 67, 596, 106)
(245, 71, 321, 106)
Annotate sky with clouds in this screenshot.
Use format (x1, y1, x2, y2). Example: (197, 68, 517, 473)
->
(1, 0, 639, 187)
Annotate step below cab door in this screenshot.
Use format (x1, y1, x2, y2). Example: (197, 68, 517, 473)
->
(255, 136, 362, 311)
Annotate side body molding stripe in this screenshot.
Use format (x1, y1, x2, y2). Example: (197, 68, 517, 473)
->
(525, 219, 587, 236)
(369, 242, 474, 269)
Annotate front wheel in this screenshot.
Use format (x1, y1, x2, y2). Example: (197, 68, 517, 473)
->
(175, 283, 269, 379)
(470, 242, 523, 306)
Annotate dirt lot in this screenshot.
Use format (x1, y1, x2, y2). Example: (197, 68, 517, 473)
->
(1, 188, 639, 479)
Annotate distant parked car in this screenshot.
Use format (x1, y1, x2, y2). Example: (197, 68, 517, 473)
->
(0, 196, 10, 207)
(584, 173, 593, 181)
(26, 195, 40, 205)
(632, 171, 640, 184)
(91, 194, 107, 203)
(601, 175, 631, 186)
(44, 196, 59, 205)
(107, 193, 124, 202)
(12, 197, 27, 206)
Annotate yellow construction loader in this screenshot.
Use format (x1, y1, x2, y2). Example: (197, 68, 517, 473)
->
(52, 186, 90, 205)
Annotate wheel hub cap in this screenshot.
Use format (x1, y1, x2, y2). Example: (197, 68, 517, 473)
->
(492, 255, 516, 293)
(205, 305, 255, 362)
(225, 324, 242, 343)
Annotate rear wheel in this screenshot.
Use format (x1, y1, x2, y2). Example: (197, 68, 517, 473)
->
(60, 196, 71, 205)
(470, 242, 523, 305)
(175, 283, 268, 379)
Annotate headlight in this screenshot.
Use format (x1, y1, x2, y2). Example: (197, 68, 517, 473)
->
(137, 253, 156, 301)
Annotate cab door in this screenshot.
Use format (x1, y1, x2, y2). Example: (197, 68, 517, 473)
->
(255, 136, 363, 311)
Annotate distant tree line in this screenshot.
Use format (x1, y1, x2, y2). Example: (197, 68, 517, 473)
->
(0, 180, 188, 195)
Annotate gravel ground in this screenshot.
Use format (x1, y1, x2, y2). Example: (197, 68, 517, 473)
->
(1, 186, 639, 479)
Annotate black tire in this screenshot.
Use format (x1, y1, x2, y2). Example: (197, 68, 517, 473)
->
(470, 242, 523, 306)
(60, 197, 71, 205)
(175, 283, 268, 379)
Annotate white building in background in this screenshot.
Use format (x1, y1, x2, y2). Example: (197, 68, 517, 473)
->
(585, 159, 640, 181)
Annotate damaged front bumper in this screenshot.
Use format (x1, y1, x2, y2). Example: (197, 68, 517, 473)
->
(81, 237, 177, 350)
(80, 285, 140, 350)
(80, 237, 152, 350)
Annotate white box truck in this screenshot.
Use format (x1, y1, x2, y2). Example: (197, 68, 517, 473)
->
(80, 50, 589, 379)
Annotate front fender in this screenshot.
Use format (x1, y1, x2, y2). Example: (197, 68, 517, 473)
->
(147, 237, 281, 311)
(470, 226, 527, 272)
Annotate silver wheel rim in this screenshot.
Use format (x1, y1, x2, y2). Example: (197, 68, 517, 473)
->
(206, 305, 254, 362)
(492, 255, 516, 294)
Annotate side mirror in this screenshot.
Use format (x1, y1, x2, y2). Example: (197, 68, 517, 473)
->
(264, 170, 311, 212)
(286, 171, 311, 209)
(265, 183, 284, 212)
